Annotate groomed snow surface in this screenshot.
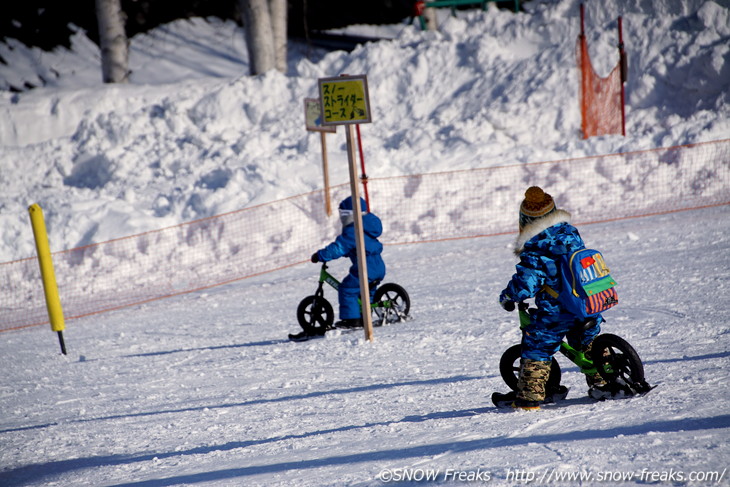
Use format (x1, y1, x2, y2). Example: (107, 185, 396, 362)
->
(1, 206, 729, 486)
(1, 0, 729, 485)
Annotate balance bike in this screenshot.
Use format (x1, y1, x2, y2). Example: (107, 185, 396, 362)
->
(499, 303, 652, 400)
(296, 263, 411, 336)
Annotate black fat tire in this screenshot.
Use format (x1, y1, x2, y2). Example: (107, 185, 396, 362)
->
(372, 283, 410, 325)
(590, 333, 645, 386)
(499, 344, 562, 392)
(296, 295, 334, 334)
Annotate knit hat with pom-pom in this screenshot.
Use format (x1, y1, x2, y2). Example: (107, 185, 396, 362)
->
(519, 186, 556, 229)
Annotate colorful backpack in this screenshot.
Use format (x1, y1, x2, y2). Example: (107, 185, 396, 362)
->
(543, 248, 619, 319)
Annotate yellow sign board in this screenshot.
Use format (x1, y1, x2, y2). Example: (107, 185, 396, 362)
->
(318, 75, 372, 125)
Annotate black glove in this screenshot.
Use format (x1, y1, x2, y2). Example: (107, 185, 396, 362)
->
(311, 253, 319, 263)
(501, 300, 516, 312)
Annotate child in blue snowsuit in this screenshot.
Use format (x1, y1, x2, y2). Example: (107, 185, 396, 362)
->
(498, 186, 603, 409)
(311, 196, 386, 328)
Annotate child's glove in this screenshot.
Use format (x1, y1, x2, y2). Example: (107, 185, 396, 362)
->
(501, 300, 516, 312)
(311, 253, 319, 263)
(499, 292, 515, 312)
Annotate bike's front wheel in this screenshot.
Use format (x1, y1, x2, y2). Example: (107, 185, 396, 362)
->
(297, 295, 334, 334)
(372, 283, 410, 326)
(590, 334, 647, 389)
(499, 344, 562, 392)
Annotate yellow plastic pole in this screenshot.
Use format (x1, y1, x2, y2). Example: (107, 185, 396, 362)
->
(28, 203, 67, 354)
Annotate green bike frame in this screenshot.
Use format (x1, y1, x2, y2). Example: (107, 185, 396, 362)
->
(319, 263, 341, 291)
(518, 307, 599, 376)
(316, 263, 391, 310)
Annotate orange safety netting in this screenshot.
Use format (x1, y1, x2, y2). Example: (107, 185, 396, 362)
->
(1, 140, 729, 332)
(577, 34, 624, 139)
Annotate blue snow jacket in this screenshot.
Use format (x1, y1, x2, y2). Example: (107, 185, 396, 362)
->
(315, 199, 386, 282)
(499, 210, 602, 360)
(500, 210, 585, 316)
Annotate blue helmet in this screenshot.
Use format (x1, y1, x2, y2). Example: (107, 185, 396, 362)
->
(338, 196, 368, 212)
(338, 196, 368, 226)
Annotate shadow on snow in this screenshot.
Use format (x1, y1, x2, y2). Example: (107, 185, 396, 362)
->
(3, 414, 729, 486)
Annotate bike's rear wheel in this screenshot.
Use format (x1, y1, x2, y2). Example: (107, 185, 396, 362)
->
(372, 283, 410, 326)
(499, 344, 562, 392)
(590, 333, 646, 388)
(296, 295, 334, 334)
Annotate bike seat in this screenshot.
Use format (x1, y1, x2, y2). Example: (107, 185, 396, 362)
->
(572, 318, 597, 333)
(368, 279, 382, 291)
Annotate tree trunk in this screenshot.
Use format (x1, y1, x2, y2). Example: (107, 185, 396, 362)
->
(269, 0, 287, 73)
(239, 0, 276, 75)
(95, 0, 129, 83)
(423, 8, 438, 31)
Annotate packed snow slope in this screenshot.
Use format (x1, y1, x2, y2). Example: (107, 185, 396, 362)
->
(0, 0, 729, 262)
(1, 0, 729, 485)
(1, 206, 729, 486)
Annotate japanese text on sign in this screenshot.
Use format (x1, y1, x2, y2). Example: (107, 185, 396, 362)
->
(318, 75, 372, 125)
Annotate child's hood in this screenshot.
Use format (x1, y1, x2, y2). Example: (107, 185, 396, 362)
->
(513, 209, 575, 256)
(342, 212, 383, 239)
(362, 212, 383, 238)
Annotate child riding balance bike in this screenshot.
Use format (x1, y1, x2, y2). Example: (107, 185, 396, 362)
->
(289, 196, 409, 341)
(493, 186, 651, 410)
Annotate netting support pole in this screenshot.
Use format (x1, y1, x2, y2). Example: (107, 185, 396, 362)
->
(579, 3, 588, 139)
(618, 16, 627, 137)
(320, 131, 332, 216)
(356, 124, 370, 211)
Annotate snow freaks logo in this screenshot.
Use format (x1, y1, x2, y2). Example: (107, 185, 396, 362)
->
(379, 468, 490, 483)
(377, 467, 727, 484)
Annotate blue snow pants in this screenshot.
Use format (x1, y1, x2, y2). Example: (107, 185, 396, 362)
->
(338, 273, 379, 319)
(522, 313, 603, 361)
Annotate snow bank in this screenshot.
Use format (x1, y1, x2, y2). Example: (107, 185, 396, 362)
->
(1, 0, 728, 264)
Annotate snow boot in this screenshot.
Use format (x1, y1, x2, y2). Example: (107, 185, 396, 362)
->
(514, 359, 552, 410)
(584, 340, 609, 390)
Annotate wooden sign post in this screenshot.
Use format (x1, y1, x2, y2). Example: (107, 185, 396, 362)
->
(304, 98, 336, 216)
(317, 74, 375, 341)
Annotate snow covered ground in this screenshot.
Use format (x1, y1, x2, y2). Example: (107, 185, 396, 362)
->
(1, 0, 729, 485)
(1, 205, 729, 486)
